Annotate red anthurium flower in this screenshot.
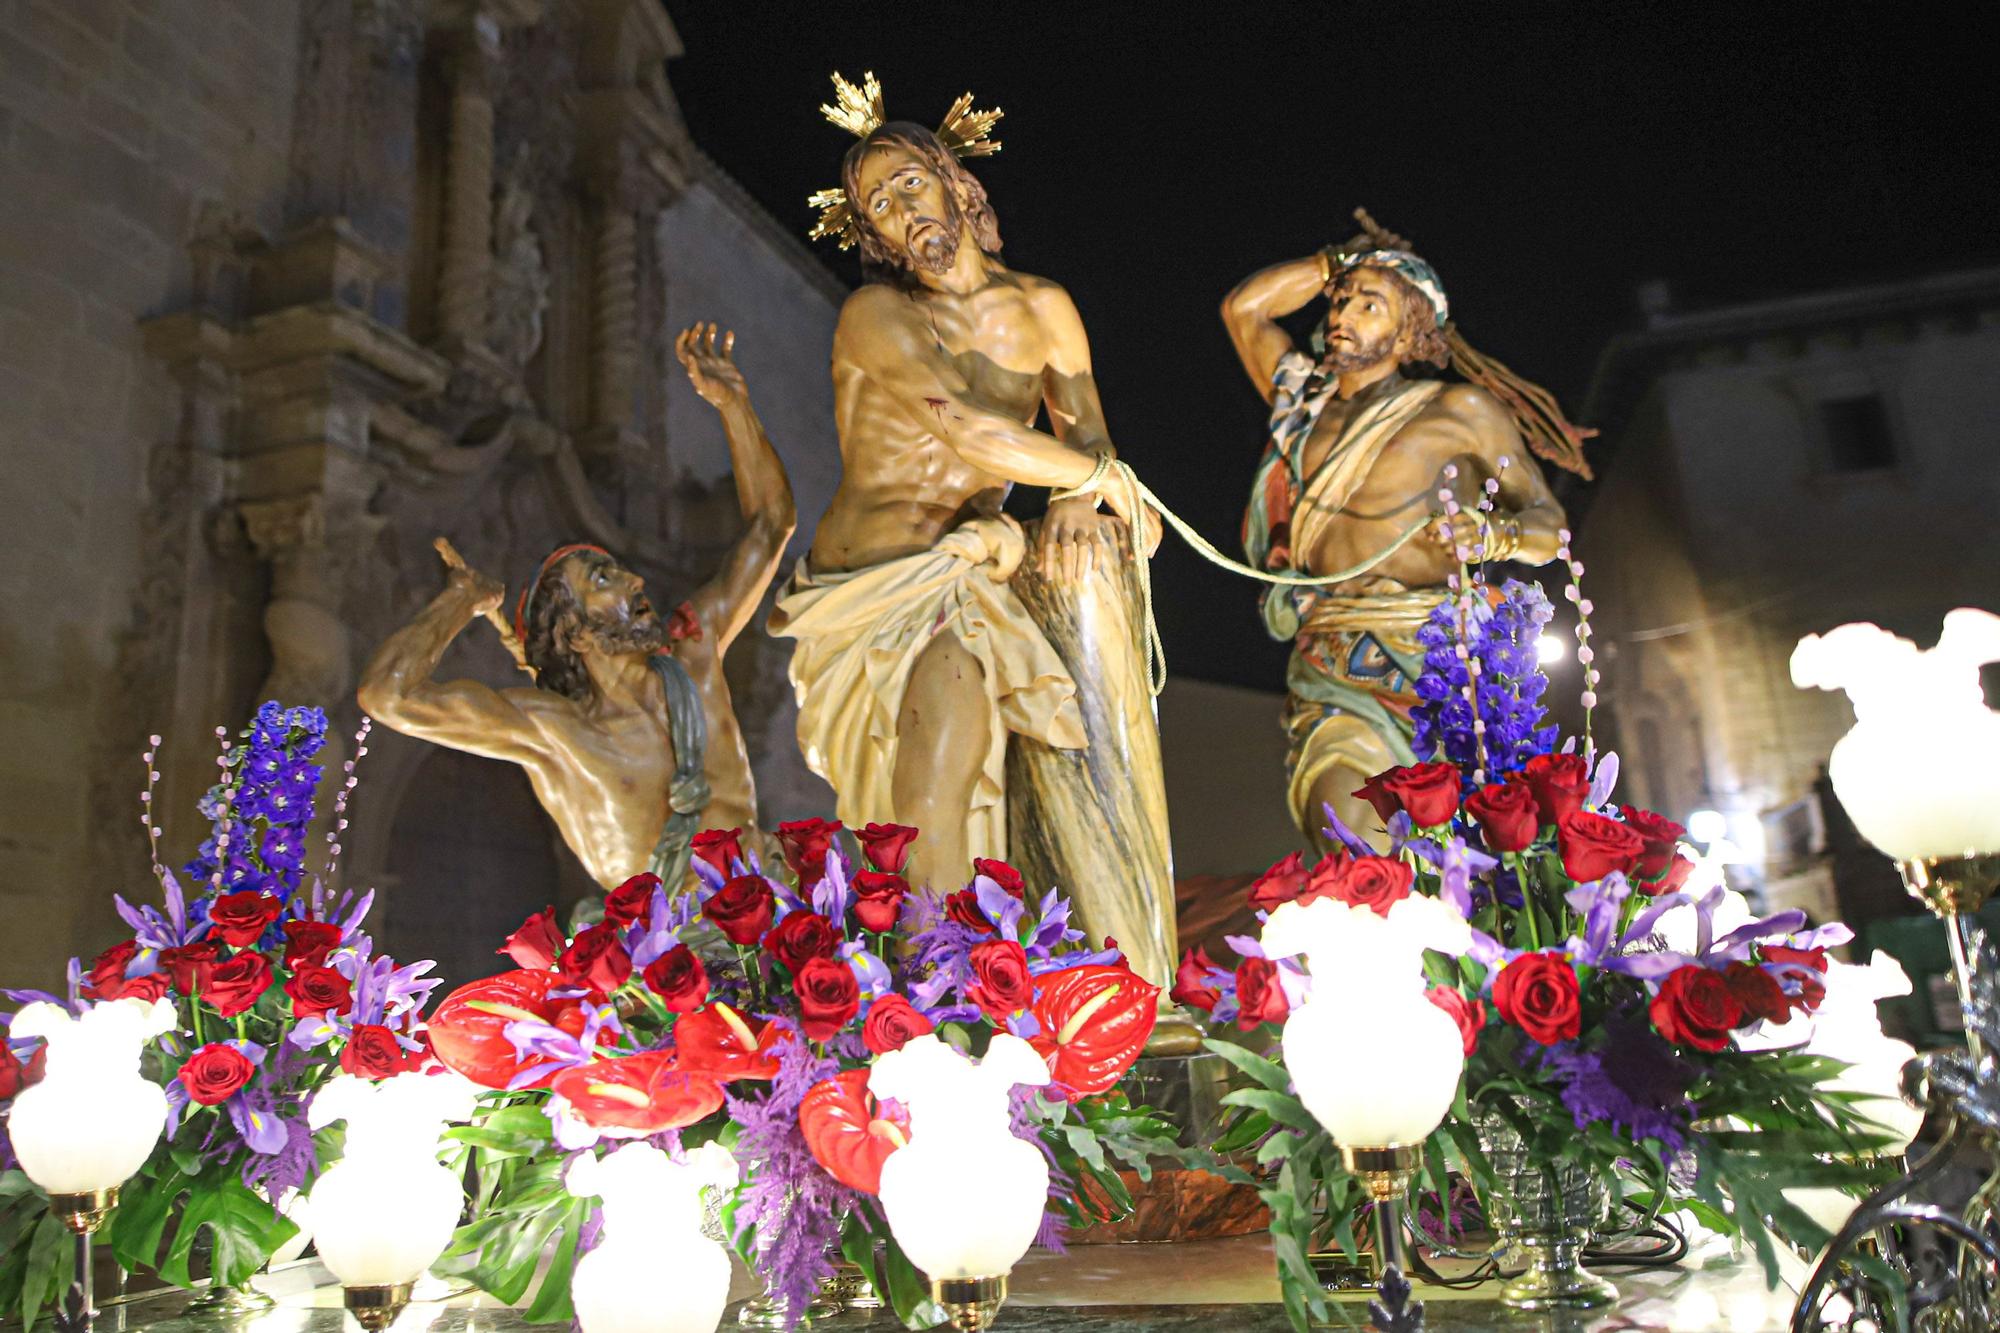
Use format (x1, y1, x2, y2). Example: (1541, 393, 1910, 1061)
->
(777, 818, 843, 884)
(799, 1068, 910, 1195)
(852, 871, 910, 934)
(603, 874, 661, 929)
(1619, 809, 1687, 880)
(552, 1051, 724, 1136)
(1171, 947, 1222, 1013)
(690, 827, 745, 876)
(282, 921, 343, 970)
(498, 907, 564, 971)
(1246, 853, 1312, 913)
(855, 823, 919, 874)
(973, 859, 1027, 899)
(1027, 963, 1159, 1100)
(209, 891, 283, 948)
(428, 969, 572, 1089)
(672, 1003, 788, 1082)
(1556, 810, 1646, 883)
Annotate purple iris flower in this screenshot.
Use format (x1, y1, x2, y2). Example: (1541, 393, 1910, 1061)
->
(628, 881, 698, 970)
(114, 868, 211, 954)
(501, 1001, 622, 1091)
(812, 845, 855, 922)
(1408, 837, 1499, 918)
(1318, 802, 1375, 858)
(163, 1040, 289, 1155)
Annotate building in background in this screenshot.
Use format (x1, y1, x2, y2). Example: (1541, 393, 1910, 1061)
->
(1579, 267, 2000, 937)
(0, 0, 843, 987)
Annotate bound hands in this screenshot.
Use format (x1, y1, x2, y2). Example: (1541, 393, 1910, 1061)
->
(434, 537, 505, 618)
(675, 322, 747, 409)
(1037, 496, 1125, 584)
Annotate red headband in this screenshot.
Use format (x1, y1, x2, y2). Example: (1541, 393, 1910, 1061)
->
(513, 543, 611, 643)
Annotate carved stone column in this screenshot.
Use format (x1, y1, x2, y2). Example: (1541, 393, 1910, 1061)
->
(590, 188, 639, 436)
(436, 17, 502, 352)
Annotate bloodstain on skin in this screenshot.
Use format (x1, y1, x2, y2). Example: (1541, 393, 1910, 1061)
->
(922, 396, 949, 424)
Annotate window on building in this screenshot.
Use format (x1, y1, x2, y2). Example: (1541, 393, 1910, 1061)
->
(1817, 392, 1898, 472)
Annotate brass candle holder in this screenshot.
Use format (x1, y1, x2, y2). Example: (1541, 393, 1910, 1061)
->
(931, 1275, 1008, 1332)
(1340, 1143, 1422, 1276)
(1897, 854, 2000, 1059)
(343, 1281, 414, 1332)
(47, 1188, 118, 1333)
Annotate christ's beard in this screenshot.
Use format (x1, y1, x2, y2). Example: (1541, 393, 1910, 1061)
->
(904, 201, 963, 276)
(1321, 329, 1398, 375)
(579, 613, 668, 658)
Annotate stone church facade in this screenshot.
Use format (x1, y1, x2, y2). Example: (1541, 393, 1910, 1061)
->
(0, 0, 844, 987)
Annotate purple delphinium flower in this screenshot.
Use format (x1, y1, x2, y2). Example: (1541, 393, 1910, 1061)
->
(727, 1019, 858, 1329)
(1411, 580, 1560, 783)
(1535, 1018, 1695, 1152)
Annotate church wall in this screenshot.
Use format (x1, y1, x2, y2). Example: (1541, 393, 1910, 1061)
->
(0, 0, 305, 986)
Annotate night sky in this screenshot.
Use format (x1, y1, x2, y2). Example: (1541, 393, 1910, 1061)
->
(664, 5, 2000, 690)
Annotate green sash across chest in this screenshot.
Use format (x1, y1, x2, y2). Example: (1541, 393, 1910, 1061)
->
(645, 652, 710, 890)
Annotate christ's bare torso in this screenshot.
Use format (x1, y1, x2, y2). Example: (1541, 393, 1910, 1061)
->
(813, 272, 1073, 573)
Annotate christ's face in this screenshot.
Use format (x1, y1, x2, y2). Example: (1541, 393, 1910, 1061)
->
(561, 555, 665, 655)
(853, 142, 960, 275)
(1322, 267, 1408, 373)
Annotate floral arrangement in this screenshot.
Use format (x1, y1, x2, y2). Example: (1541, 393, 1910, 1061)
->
(428, 821, 1176, 1330)
(0, 704, 439, 1328)
(1176, 578, 1895, 1331)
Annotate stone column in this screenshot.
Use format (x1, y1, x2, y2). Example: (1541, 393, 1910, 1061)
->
(436, 16, 502, 351)
(590, 188, 638, 435)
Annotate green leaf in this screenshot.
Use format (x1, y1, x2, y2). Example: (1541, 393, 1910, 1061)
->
(1219, 1088, 1317, 1134)
(1062, 1123, 1110, 1175)
(108, 1164, 190, 1274)
(1201, 1038, 1292, 1094)
(520, 1199, 588, 1325)
(21, 1210, 72, 1333)
(160, 1178, 294, 1287)
(879, 1231, 936, 1328)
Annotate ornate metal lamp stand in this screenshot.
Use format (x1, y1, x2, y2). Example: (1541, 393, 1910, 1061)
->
(47, 1189, 117, 1333)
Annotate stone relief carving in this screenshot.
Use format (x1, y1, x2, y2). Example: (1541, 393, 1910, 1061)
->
(488, 153, 550, 371)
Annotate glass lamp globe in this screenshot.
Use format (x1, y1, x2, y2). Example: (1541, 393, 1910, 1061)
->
(567, 1142, 737, 1333)
(306, 1072, 474, 1296)
(8, 998, 175, 1196)
(870, 1033, 1052, 1328)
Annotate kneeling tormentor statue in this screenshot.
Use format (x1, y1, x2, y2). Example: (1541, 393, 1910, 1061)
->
(1223, 214, 1593, 852)
(359, 326, 796, 899)
(770, 75, 1195, 1049)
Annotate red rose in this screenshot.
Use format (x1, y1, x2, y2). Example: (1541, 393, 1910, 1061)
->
(973, 859, 1027, 899)
(1234, 958, 1289, 1030)
(105, 972, 170, 1003)
(1492, 951, 1581, 1044)
(705, 875, 776, 947)
(283, 964, 353, 1019)
(862, 995, 935, 1055)
(967, 940, 1036, 1019)
(283, 920, 343, 969)
(1723, 962, 1790, 1026)
(341, 1023, 420, 1079)
(1370, 762, 1464, 829)
(1520, 753, 1590, 826)
(1172, 947, 1222, 1013)
(1762, 945, 1830, 1013)
(1247, 852, 1312, 913)
(558, 924, 632, 995)
(1, 1041, 45, 1100)
(793, 957, 861, 1041)
(209, 891, 283, 948)
(856, 823, 919, 874)
(1556, 810, 1647, 883)
(1352, 771, 1402, 825)
(178, 1043, 255, 1106)
(1298, 854, 1350, 905)
(777, 817, 843, 884)
(852, 871, 909, 934)
(1425, 986, 1488, 1056)
(643, 946, 709, 1013)
(160, 941, 219, 995)
(1325, 856, 1415, 917)
(1651, 855, 1696, 897)
(764, 911, 839, 974)
(944, 889, 995, 935)
(86, 940, 139, 998)
(1466, 781, 1540, 853)
(603, 874, 660, 929)
(690, 827, 745, 876)
(204, 953, 273, 1018)
(1650, 965, 1743, 1053)
(552, 1051, 723, 1135)
(498, 907, 564, 971)
(1619, 809, 1687, 880)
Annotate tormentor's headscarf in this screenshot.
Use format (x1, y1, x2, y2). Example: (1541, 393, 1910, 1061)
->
(1337, 249, 1449, 325)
